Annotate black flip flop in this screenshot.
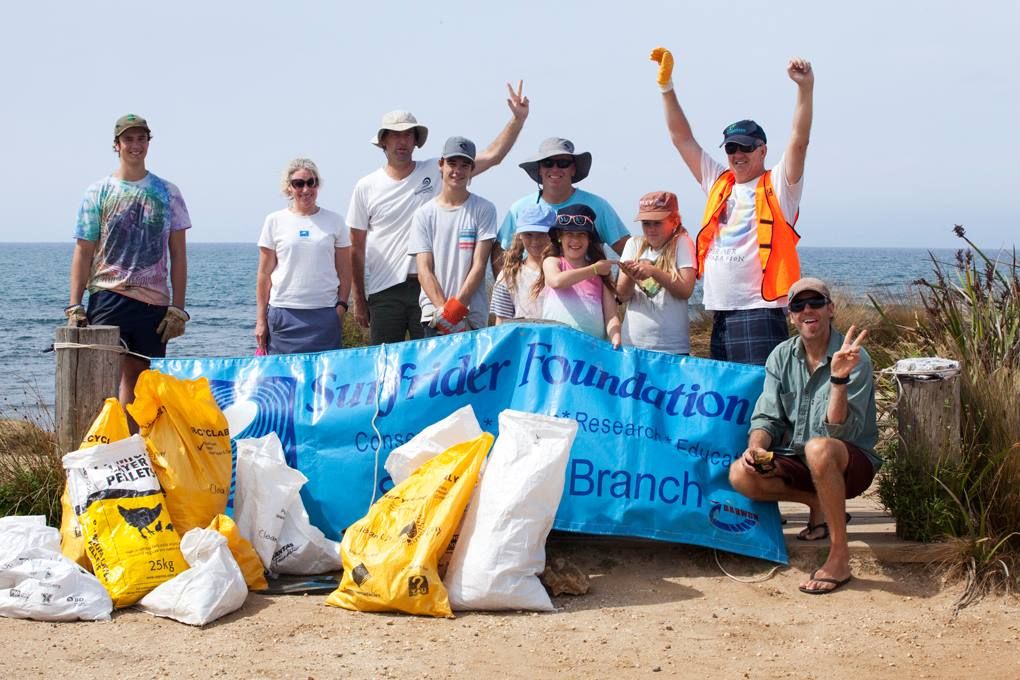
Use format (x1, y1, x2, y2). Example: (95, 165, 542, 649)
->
(799, 570, 852, 595)
(795, 513, 852, 541)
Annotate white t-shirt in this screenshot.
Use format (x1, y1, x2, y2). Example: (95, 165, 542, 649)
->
(346, 159, 442, 296)
(258, 207, 351, 309)
(620, 232, 697, 354)
(407, 194, 497, 329)
(699, 152, 803, 310)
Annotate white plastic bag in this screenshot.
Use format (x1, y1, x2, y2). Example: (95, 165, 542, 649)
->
(234, 433, 341, 575)
(0, 515, 60, 562)
(0, 547, 112, 621)
(138, 528, 248, 626)
(445, 410, 578, 611)
(385, 405, 483, 484)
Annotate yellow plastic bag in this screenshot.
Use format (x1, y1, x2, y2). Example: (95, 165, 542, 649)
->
(207, 514, 268, 591)
(63, 434, 186, 608)
(127, 370, 233, 535)
(326, 433, 492, 617)
(59, 397, 132, 571)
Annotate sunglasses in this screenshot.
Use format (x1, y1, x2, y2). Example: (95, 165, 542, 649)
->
(540, 159, 574, 169)
(724, 142, 761, 155)
(556, 215, 594, 228)
(289, 178, 318, 189)
(788, 296, 830, 313)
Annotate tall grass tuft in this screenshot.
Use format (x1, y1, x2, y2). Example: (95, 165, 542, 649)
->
(886, 226, 1020, 609)
(0, 405, 62, 525)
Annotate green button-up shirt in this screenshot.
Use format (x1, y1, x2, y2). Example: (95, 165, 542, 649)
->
(749, 327, 881, 470)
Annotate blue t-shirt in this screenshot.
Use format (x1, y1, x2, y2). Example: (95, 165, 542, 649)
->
(497, 188, 629, 250)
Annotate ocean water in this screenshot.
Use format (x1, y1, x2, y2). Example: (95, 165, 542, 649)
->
(0, 242, 965, 412)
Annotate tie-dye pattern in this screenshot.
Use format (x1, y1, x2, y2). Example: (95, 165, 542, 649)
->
(541, 257, 607, 339)
(75, 173, 191, 305)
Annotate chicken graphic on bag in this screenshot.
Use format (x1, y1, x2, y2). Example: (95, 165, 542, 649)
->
(118, 504, 169, 538)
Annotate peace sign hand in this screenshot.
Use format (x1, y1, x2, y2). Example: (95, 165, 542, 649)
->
(830, 325, 867, 380)
(506, 80, 530, 121)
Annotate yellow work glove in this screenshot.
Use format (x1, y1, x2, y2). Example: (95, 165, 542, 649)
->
(156, 305, 190, 343)
(649, 47, 674, 93)
(64, 303, 88, 328)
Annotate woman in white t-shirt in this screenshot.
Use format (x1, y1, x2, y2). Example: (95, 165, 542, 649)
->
(617, 191, 697, 354)
(255, 158, 352, 354)
(491, 204, 554, 324)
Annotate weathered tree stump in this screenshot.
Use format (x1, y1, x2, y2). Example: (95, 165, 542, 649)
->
(895, 373, 961, 540)
(55, 325, 121, 456)
(897, 374, 962, 466)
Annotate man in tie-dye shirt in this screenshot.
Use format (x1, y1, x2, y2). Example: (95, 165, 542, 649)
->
(66, 114, 191, 414)
(649, 48, 815, 365)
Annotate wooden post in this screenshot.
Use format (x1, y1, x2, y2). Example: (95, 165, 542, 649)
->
(897, 374, 962, 466)
(54, 325, 121, 456)
(895, 373, 962, 540)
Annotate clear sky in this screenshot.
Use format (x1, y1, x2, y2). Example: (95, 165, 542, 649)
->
(1, 0, 1016, 248)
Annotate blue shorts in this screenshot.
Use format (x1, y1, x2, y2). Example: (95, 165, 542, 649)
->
(710, 308, 788, 365)
(86, 290, 167, 359)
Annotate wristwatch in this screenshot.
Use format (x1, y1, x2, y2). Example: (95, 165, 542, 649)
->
(336, 300, 349, 311)
(830, 374, 850, 385)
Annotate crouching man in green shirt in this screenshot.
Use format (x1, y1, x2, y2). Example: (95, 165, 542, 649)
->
(728, 277, 880, 595)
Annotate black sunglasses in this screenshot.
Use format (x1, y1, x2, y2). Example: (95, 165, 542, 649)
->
(724, 142, 760, 155)
(789, 296, 830, 313)
(289, 178, 318, 189)
(556, 215, 594, 228)
(540, 159, 574, 169)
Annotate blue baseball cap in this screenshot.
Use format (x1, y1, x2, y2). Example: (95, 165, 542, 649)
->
(720, 119, 767, 147)
(515, 204, 556, 234)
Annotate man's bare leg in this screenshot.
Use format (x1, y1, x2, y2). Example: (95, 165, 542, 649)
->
(801, 437, 851, 591)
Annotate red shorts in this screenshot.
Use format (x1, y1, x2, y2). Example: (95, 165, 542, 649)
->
(773, 441, 876, 499)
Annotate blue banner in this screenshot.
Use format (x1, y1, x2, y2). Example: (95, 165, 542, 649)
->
(153, 323, 787, 563)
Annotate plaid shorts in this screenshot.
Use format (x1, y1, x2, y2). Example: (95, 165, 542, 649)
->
(710, 307, 789, 365)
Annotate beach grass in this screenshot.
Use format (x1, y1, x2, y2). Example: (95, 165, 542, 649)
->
(0, 414, 62, 525)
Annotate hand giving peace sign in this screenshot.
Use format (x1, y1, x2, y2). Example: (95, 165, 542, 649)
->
(830, 325, 867, 380)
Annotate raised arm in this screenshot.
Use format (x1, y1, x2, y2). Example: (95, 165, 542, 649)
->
(474, 81, 530, 175)
(784, 57, 814, 185)
(650, 47, 704, 184)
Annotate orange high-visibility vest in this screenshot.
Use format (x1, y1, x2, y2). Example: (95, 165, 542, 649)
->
(696, 169, 801, 302)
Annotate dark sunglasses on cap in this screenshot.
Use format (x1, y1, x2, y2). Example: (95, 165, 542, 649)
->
(788, 296, 830, 313)
(289, 177, 318, 189)
(724, 142, 761, 155)
(556, 214, 594, 228)
(540, 158, 574, 169)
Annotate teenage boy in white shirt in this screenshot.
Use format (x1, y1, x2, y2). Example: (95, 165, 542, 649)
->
(408, 137, 496, 336)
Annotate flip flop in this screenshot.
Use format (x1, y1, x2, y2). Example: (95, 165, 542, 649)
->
(795, 513, 852, 541)
(799, 570, 852, 595)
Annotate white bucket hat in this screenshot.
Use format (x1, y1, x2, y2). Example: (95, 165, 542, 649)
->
(370, 110, 429, 148)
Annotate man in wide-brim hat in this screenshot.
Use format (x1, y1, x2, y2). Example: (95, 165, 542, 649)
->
(346, 82, 530, 345)
(491, 137, 629, 276)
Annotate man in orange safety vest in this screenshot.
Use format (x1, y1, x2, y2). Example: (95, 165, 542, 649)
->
(649, 48, 815, 365)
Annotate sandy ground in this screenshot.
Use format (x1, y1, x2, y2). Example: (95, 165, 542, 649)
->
(2, 540, 1018, 680)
